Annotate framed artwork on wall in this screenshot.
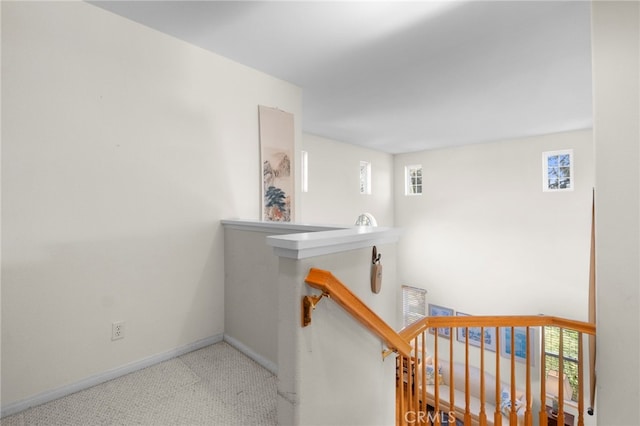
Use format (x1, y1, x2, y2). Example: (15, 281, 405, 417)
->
(500, 326, 537, 366)
(259, 105, 295, 222)
(428, 304, 454, 339)
(455, 312, 497, 352)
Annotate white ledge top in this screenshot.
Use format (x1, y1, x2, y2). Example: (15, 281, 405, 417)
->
(221, 219, 343, 234)
(221, 219, 401, 259)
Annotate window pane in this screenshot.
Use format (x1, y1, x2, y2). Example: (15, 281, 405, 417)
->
(402, 286, 426, 327)
(543, 150, 573, 192)
(405, 165, 423, 195)
(544, 326, 580, 401)
(360, 161, 371, 195)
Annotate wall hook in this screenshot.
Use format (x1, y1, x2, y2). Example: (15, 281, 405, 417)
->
(371, 246, 383, 294)
(372, 246, 381, 264)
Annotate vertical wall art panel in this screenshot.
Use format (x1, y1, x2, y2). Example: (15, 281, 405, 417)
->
(259, 105, 295, 221)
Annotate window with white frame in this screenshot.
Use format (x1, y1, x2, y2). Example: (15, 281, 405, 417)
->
(405, 165, 423, 195)
(544, 326, 579, 401)
(360, 161, 371, 195)
(402, 285, 427, 327)
(543, 150, 573, 192)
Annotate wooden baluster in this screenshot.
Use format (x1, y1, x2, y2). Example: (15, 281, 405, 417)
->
(558, 328, 565, 426)
(447, 341, 454, 426)
(434, 332, 441, 426)
(419, 336, 425, 424)
(578, 332, 584, 426)
(415, 353, 419, 423)
(495, 327, 502, 426)
(408, 339, 413, 423)
(539, 326, 547, 426)
(450, 328, 456, 426)
(510, 327, 517, 426)
(405, 355, 410, 426)
(465, 330, 471, 425)
(413, 337, 419, 422)
(397, 355, 404, 425)
(409, 355, 417, 424)
(525, 327, 532, 426)
(395, 356, 398, 425)
(479, 327, 487, 426)
(420, 333, 427, 422)
(405, 354, 409, 426)
(404, 354, 410, 423)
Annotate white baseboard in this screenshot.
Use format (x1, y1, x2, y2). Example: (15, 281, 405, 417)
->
(223, 334, 278, 375)
(1, 334, 223, 418)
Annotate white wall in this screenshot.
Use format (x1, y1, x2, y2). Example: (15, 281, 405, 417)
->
(223, 227, 280, 373)
(223, 222, 340, 374)
(277, 244, 398, 426)
(394, 130, 594, 321)
(300, 133, 394, 227)
(1, 1, 301, 409)
(592, 2, 640, 424)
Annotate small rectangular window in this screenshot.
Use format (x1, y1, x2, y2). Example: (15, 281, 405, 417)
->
(543, 150, 573, 192)
(402, 285, 427, 327)
(405, 165, 423, 195)
(360, 161, 371, 195)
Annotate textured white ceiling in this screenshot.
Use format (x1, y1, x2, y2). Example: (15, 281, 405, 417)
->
(90, 1, 593, 154)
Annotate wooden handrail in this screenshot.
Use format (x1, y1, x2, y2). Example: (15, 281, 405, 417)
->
(401, 315, 596, 338)
(305, 268, 412, 357)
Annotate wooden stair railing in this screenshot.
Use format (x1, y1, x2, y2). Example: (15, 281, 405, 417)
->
(397, 316, 596, 426)
(303, 268, 596, 426)
(305, 267, 412, 357)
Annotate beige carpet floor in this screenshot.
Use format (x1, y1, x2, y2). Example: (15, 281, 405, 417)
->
(1, 342, 277, 426)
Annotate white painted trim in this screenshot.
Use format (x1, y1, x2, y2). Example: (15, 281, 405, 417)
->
(223, 334, 278, 375)
(221, 219, 342, 234)
(223, 218, 402, 258)
(266, 226, 403, 259)
(0, 334, 223, 418)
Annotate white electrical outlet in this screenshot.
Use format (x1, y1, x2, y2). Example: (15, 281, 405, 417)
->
(112, 321, 125, 340)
